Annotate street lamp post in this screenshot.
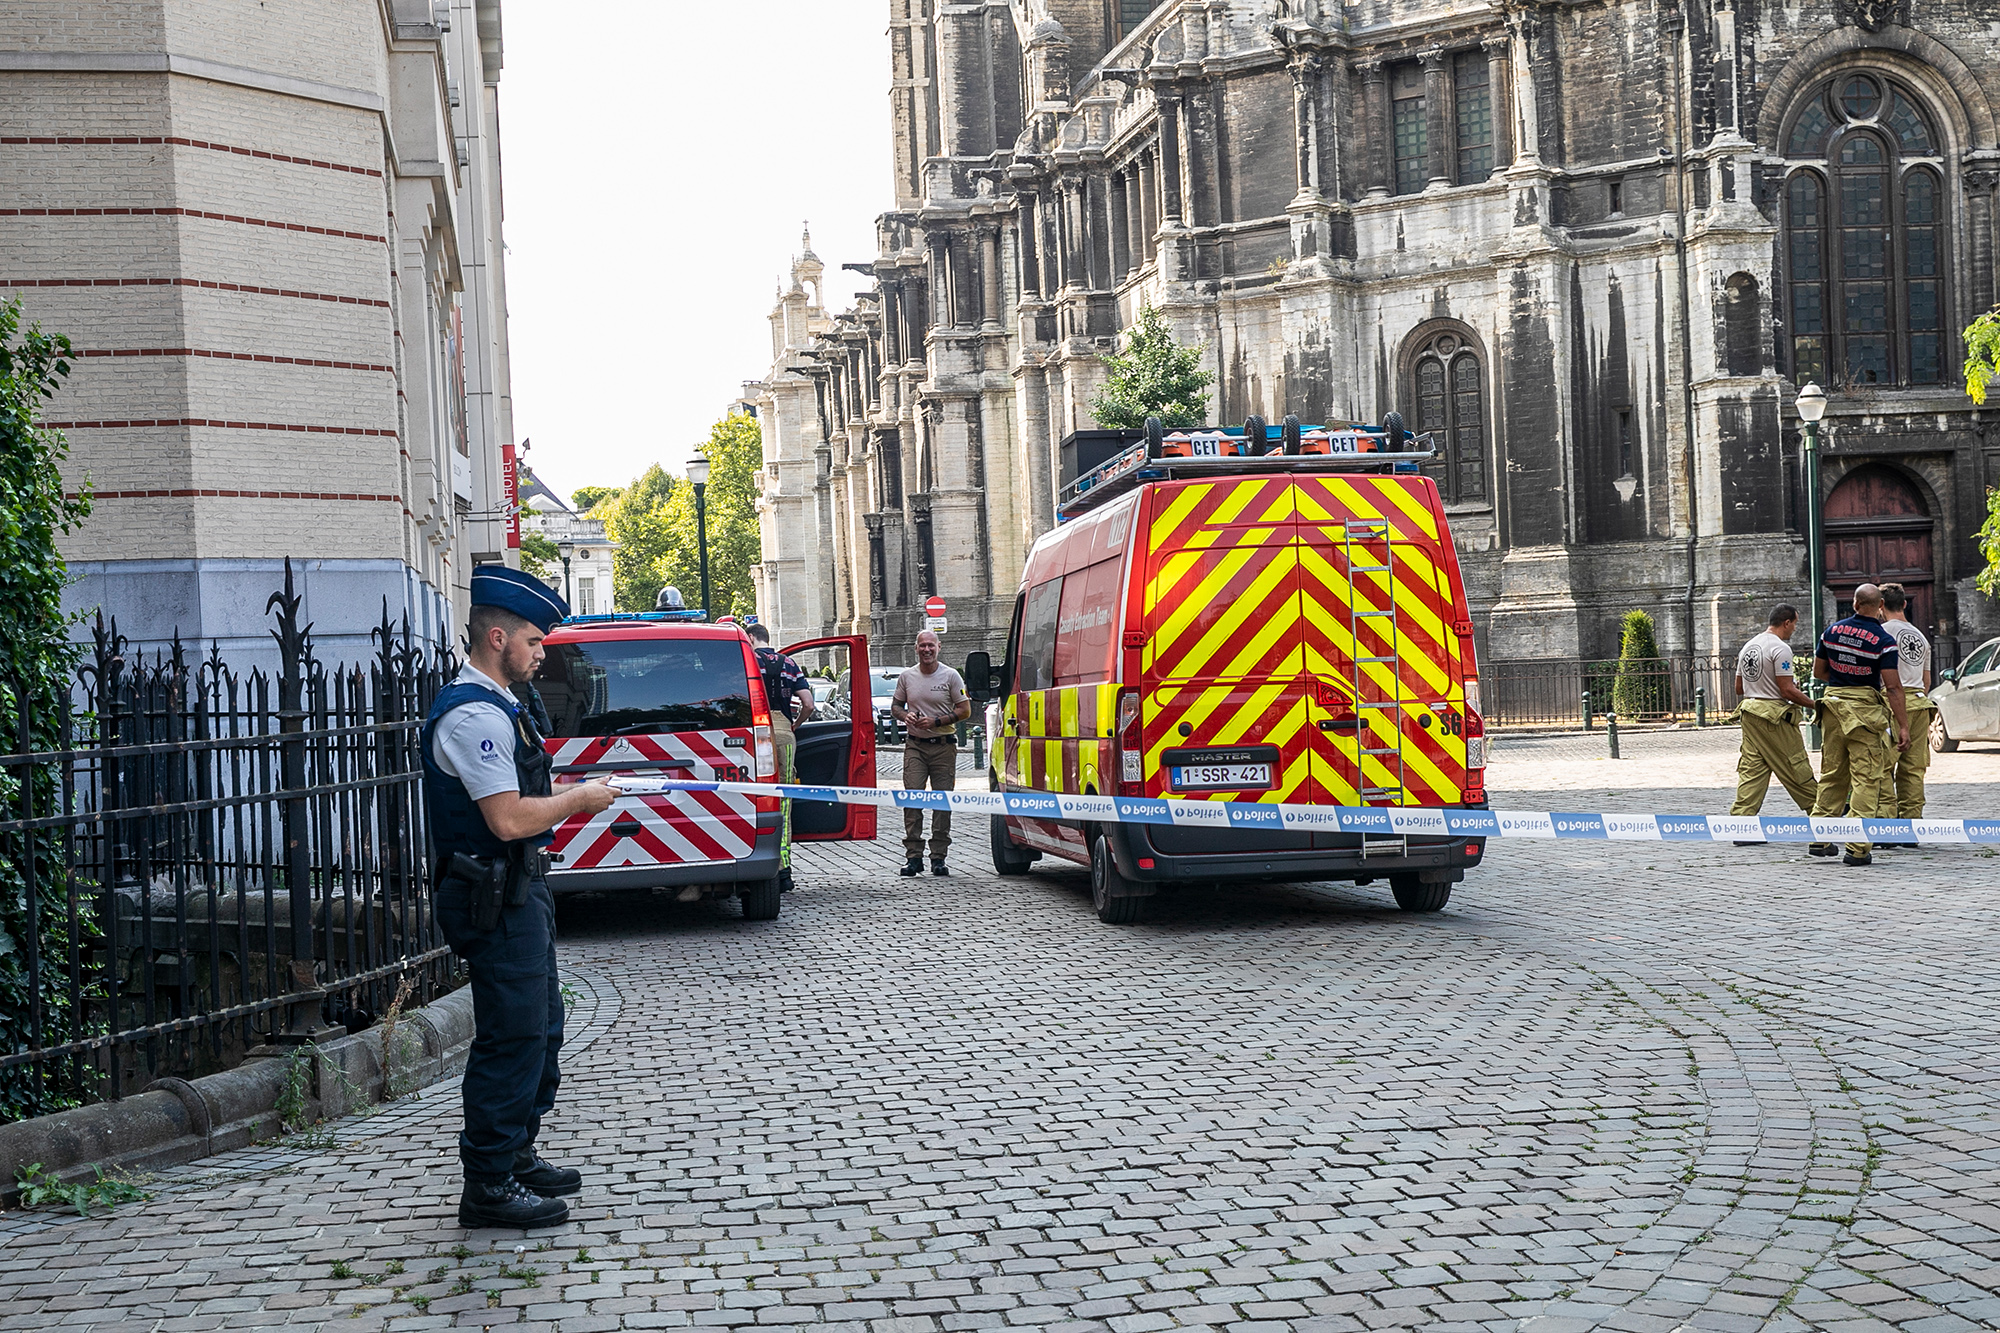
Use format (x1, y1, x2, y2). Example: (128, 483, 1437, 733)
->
(687, 453, 711, 619)
(1796, 381, 1827, 748)
(557, 538, 575, 609)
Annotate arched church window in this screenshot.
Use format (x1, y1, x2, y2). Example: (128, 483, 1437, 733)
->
(1408, 331, 1487, 504)
(1779, 72, 1947, 387)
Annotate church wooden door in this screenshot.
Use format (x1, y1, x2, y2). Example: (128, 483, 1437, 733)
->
(1823, 465, 1934, 634)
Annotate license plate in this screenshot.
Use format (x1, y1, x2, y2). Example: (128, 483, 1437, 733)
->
(1170, 762, 1271, 790)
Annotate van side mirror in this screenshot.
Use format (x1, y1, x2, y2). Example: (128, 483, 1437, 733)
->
(964, 651, 992, 700)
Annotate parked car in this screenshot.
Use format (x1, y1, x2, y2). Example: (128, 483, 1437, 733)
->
(532, 614, 875, 920)
(870, 666, 909, 743)
(1931, 636, 2000, 750)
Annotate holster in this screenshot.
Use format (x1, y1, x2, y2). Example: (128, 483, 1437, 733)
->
(443, 852, 509, 932)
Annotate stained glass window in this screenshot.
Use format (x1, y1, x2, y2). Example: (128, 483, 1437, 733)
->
(1887, 93, 1934, 155)
(1392, 62, 1427, 196)
(1407, 333, 1485, 504)
(1453, 53, 1492, 184)
(1781, 78, 1950, 388)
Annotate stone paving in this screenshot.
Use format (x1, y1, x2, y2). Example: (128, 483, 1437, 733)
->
(1, 734, 1997, 1332)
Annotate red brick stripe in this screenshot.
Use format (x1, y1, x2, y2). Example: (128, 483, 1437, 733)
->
(1, 277, 388, 308)
(0, 135, 381, 177)
(0, 206, 384, 244)
(43, 418, 397, 437)
(82, 488, 403, 502)
(77, 347, 395, 373)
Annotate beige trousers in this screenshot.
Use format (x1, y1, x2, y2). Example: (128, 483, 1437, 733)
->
(901, 740, 957, 862)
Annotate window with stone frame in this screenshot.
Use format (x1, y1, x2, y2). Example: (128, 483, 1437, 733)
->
(1118, 0, 1164, 37)
(1391, 61, 1427, 195)
(1407, 330, 1488, 504)
(1453, 52, 1493, 183)
(1780, 72, 1948, 388)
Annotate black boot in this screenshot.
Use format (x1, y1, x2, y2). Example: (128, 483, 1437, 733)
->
(931, 859, 950, 876)
(899, 858, 923, 877)
(459, 1178, 568, 1229)
(1842, 851, 1873, 867)
(513, 1149, 582, 1197)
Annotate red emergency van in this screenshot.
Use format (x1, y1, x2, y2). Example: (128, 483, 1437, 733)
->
(533, 615, 873, 921)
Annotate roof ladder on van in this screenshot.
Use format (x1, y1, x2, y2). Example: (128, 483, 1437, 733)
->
(1342, 519, 1408, 828)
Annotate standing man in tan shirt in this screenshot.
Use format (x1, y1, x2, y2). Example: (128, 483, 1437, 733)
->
(892, 630, 969, 876)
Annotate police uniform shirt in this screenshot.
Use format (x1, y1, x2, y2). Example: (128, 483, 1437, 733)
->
(1888, 619, 1929, 689)
(1816, 613, 1899, 689)
(431, 664, 529, 801)
(1736, 631, 1797, 701)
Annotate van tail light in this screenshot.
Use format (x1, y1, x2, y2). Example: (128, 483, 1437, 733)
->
(1462, 694, 1485, 804)
(743, 640, 777, 780)
(1115, 688, 1144, 797)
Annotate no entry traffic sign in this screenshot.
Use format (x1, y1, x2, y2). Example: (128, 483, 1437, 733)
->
(925, 596, 946, 617)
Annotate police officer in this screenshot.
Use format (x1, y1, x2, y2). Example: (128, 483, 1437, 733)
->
(1875, 582, 1934, 844)
(1728, 604, 1819, 823)
(423, 566, 616, 1229)
(1806, 582, 1910, 866)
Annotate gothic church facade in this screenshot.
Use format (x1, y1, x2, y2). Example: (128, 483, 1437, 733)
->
(751, 0, 2000, 668)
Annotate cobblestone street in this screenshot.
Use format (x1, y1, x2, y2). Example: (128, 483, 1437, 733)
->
(3, 734, 1999, 1333)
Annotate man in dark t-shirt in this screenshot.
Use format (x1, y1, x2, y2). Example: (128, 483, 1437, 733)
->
(1806, 583, 1909, 866)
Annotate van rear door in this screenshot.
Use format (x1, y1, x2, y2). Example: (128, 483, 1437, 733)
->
(536, 632, 770, 872)
(781, 634, 877, 841)
(1293, 475, 1469, 807)
(1139, 476, 1316, 808)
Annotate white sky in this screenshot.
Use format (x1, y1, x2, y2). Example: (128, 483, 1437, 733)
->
(501, 1, 889, 506)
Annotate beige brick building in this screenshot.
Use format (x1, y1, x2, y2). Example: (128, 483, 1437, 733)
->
(0, 0, 519, 662)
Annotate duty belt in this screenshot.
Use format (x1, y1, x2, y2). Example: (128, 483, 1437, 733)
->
(908, 735, 956, 744)
(524, 848, 554, 879)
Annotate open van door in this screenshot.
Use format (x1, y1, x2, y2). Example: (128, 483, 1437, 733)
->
(781, 634, 877, 840)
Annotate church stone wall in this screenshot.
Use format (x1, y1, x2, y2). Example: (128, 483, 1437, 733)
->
(759, 0, 2000, 671)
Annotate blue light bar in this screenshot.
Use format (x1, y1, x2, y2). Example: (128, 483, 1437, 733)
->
(560, 610, 710, 625)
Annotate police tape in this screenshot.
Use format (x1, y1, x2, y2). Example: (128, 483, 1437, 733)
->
(605, 777, 2000, 846)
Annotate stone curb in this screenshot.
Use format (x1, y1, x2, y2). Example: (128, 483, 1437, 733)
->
(0, 983, 475, 1206)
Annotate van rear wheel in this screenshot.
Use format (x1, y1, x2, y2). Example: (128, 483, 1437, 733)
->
(1089, 831, 1146, 924)
(1388, 874, 1451, 913)
(739, 877, 782, 921)
(991, 815, 1034, 876)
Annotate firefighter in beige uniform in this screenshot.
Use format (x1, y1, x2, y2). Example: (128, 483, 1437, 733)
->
(1875, 582, 1933, 839)
(1729, 604, 1820, 818)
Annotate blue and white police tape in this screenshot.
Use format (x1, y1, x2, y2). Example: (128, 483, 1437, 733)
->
(606, 777, 2000, 845)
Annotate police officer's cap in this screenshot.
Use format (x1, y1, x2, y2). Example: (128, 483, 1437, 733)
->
(471, 565, 569, 633)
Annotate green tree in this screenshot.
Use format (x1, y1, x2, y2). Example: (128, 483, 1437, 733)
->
(517, 530, 559, 581)
(651, 413, 763, 619)
(603, 464, 677, 611)
(1976, 487, 2000, 598)
(0, 299, 96, 1120)
(571, 485, 621, 513)
(1611, 609, 1667, 718)
(1089, 304, 1214, 428)
(1959, 307, 2000, 596)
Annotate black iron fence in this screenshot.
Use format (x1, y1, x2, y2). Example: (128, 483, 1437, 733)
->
(1483, 655, 1742, 728)
(0, 564, 460, 1120)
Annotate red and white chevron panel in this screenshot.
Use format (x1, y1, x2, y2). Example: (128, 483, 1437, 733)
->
(544, 729, 768, 870)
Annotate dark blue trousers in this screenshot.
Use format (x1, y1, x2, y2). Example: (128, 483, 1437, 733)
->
(435, 878, 563, 1184)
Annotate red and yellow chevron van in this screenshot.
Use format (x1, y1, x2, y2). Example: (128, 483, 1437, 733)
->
(971, 415, 1486, 924)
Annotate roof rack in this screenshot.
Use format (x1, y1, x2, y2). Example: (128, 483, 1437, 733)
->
(559, 609, 710, 626)
(1056, 413, 1439, 521)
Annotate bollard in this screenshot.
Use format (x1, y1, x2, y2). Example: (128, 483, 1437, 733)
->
(1606, 711, 1620, 759)
(1695, 687, 1707, 728)
(971, 724, 985, 772)
(1582, 690, 1594, 731)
